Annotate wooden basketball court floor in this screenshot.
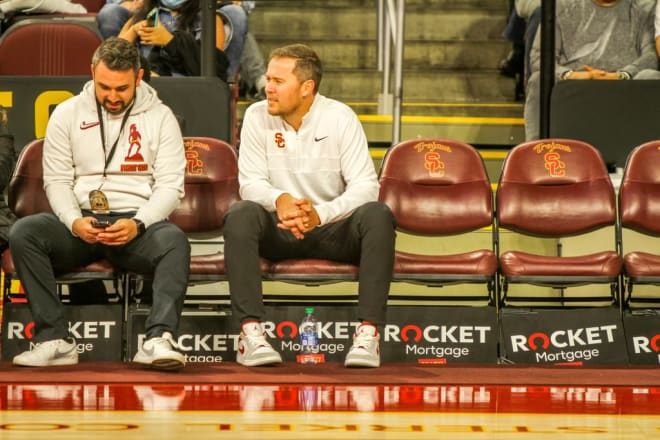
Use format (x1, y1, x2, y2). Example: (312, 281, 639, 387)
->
(0, 361, 658, 439)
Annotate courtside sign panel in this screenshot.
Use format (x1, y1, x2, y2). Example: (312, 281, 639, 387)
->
(500, 307, 628, 365)
(623, 310, 660, 365)
(127, 305, 498, 364)
(1, 303, 123, 361)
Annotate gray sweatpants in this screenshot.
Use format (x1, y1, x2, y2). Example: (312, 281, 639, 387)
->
(9, 213, 190, 342)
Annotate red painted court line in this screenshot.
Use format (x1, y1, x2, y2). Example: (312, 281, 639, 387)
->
(1, 384, 659, 414)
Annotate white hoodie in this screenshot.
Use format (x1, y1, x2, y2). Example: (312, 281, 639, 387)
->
(43, 80, 185, 232)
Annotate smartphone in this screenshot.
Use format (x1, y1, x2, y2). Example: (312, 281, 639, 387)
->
(92, 220, 112, 228)
(146, 6, 158, 27)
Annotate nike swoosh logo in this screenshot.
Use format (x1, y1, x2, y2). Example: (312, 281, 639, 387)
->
(314, 136, 328, 142)
(55, 345, 74, 357)
(80, 121, 100, 130)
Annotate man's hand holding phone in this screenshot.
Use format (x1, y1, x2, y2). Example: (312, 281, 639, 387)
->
(92, 219, 112, 229)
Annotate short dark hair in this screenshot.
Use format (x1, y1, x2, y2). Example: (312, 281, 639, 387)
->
(269, 44, 322, 93)
(92, 37, 141, 75)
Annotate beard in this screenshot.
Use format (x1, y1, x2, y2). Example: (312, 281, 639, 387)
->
(102, 98, 130, 115)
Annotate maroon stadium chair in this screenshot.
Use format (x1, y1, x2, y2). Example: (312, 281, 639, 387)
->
(618, 140, 660, 306)
(496, 138, 622, 308)
(0, 18, 102, 76)
(378, 138, 497, 306)
(1, 139, 121, 302)
(128, 136, 268, 304)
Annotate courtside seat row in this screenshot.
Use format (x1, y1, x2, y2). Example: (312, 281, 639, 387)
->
(3, 137, 660, 314)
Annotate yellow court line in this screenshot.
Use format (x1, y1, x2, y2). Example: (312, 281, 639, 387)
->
(359, 114, 524, 125)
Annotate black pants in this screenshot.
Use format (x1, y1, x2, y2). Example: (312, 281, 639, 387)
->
(9, 213, 190, 342)
(223, 200, 397, 326)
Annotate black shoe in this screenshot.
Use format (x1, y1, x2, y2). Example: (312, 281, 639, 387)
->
(514, 74, 525, 102)
(499, 49, 524, 78)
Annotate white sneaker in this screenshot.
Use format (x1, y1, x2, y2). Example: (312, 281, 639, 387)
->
(13, 338, 78, 367)
(345, 324, 380, 368)
(133, 332, 185, 371)
(237, 322, 282, 366)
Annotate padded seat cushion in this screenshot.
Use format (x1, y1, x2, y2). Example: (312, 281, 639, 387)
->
(500, 250, 622, 277)
(188, 254, 270, 276)
(269, 259, 359, 277)
(394, 249, 496, 276)
(624, 252, 660, 278)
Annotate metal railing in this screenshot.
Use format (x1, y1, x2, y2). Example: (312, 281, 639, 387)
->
(377, 0, 405, 145)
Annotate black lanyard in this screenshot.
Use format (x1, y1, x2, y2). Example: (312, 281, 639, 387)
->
(95, 100, 134, 178)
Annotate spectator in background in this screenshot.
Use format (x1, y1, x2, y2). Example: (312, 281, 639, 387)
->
(524, 0, 660, 140)
(118, 0, 226, 80)
(238, 1, 266, 99)
(515, 0, 541, 82)
(101, 0, 258, 87)
(96, 0, 144, 40)
(240, 31, 267, 99)
(498, 0, 540, 100)
(224, 44, 396, 369)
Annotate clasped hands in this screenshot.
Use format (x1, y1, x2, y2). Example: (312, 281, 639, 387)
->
(565, 65, 623, 80)
(73, 217, 140, 246)
(276, 193, 321, 240)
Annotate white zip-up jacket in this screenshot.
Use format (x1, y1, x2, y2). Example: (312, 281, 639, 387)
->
(239, 94, 379, 225)
(43, 79, 185, 232)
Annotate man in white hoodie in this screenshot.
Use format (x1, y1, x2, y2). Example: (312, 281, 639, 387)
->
(10, 37, 190, 370)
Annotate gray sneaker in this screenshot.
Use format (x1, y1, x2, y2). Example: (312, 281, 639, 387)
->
(133, 332, 185, 371)
(13, 337, 78, 367)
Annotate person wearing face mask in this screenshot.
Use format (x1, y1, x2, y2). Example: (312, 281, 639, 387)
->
(523, 0, 660, 141)
(117, 0, 247, 81)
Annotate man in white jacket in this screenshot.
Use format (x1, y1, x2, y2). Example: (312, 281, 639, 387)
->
(224, 44, 396, 368)
(10, 37, 190, 370)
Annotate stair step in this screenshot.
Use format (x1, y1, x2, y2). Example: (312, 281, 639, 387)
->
(252, 8, 507, 41)
(256, 39, 510, 70)
(317, 70, 518, 102)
